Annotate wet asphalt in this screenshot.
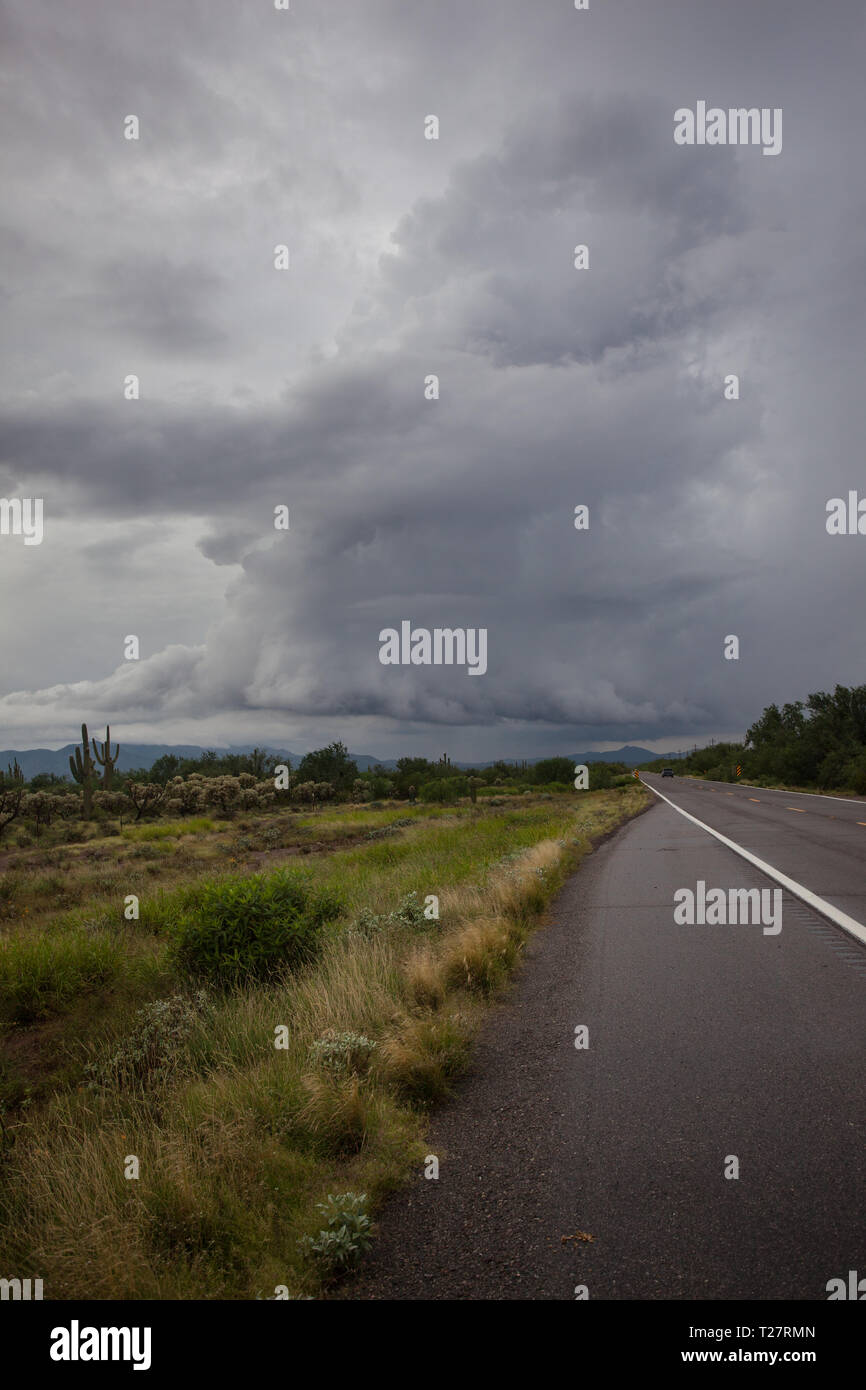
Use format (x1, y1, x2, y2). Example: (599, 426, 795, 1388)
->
(334, 783, 866, 1300)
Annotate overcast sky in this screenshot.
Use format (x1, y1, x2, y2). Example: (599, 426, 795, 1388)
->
(1, 0, 864, 760)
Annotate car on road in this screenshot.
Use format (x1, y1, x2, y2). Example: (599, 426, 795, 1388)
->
(661, 767, 674, 778)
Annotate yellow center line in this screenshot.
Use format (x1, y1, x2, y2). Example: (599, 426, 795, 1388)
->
(787, 807, 806, 813)
(749, 797, 761, 802)
(858, 822, 866, 827)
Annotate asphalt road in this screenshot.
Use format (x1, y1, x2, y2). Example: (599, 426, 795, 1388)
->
(335, 781, 866, 1300)
(640, 771, 866, 934)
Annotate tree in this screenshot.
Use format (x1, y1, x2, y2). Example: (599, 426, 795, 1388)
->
(296, 742, 358, 793)
(532, 757, 574, 785)
(149, 754, 182, 784)
(28, 772, 72, 792)
(394, 756, 436, 795)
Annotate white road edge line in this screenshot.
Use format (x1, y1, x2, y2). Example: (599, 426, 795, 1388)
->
(639, 776, 866, 949)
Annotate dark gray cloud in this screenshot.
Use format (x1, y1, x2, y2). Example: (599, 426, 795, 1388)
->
(0, 0, 864, 756)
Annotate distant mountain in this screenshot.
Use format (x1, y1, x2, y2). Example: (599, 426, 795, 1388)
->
(0, 741, 671, 778)
(574, 745, 667, 767)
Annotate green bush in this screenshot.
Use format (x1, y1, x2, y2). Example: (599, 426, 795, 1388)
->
(297, 1192, 372, 1272)
(840, 754, 866, 795)
(169, 868, 343, 985)
(419, 777, 467, 804)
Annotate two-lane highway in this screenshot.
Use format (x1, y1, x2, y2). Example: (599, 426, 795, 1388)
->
(640, 772, 866, 936)
(336, 786, 866, 1300)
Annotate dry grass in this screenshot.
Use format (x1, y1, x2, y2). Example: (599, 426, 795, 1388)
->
(0, 786, 648, 1299)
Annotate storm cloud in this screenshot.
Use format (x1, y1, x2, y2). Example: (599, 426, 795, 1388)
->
(1, 0, 864, 759)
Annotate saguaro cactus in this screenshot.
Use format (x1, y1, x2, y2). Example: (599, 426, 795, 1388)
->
(69, 722, 97, 819)
(92, 724, 120, 788)
(0, 759, 25, 839)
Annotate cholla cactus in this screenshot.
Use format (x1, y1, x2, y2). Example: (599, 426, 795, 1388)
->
(256, 779, 276, 805)
(125, 782, 165, 822)
(94, 789, 130, 826)
(204, 776, 242, 816)
(22, 790, 57, 836)
(169, 775, 208, 815)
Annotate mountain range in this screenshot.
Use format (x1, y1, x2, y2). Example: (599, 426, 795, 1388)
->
(0, 742, 673, 779)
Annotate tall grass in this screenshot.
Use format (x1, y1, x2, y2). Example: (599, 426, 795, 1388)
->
(0, 787, 646, 1299)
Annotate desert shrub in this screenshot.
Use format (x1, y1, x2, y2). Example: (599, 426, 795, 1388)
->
(390, 890, 428, 929)
(84, 991, 209, 1092)
(297, 1193, 372, 1272)
(345, 906, 387, 939)
(168, 869, 343, 985)
(345, 891, 430, 939)
(308, 1031, 377, 1075)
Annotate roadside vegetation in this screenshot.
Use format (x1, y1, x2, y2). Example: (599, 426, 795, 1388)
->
(0, 748, 647, 1300)
(641, 683, 866, 795)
